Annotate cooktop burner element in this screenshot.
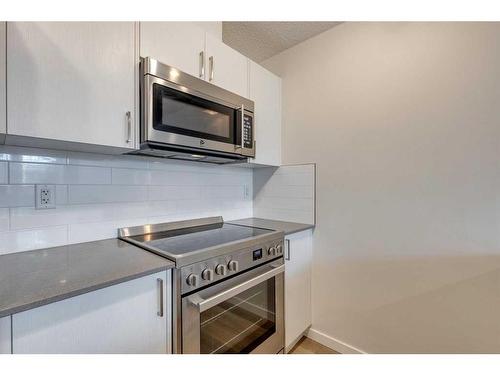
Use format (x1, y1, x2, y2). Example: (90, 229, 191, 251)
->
(118, 216, 284, 268)
(128, 223, 272, 255)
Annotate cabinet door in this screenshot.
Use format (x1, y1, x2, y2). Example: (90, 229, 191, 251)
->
(249, 61, 282, 166)
(284, 230, 313, 351)
(205, 33, 248, 98)
(140, 22, 206, 79)
(0, 22, 5, 144)
(7, 22, 137, 150)
(0, 316, 11, 354)
(13, 271, 171, 354)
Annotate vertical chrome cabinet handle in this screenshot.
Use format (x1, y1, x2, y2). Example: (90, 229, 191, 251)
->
(126, 111, 132, 143)
(157, 278, 164, 317)
(209, 56, 214, 81)
(199, 51, 205, 78)
(285, 239, 291, 261)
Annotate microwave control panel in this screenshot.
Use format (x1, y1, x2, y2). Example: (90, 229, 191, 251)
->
(243, 114, 253, 148)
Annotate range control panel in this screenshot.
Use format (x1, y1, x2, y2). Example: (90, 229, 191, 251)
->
(180, 238, 284, 295)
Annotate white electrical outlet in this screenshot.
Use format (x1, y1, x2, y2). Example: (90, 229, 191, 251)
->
(35, 184, 56, 209)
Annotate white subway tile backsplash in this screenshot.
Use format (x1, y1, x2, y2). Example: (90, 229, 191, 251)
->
(149, 170, 199, 186)
(0, 185, 35, 207)
(10, 206, 103, 230)
(259, 184, 314, 199)
(9, 163, 111, 185)
(56, 185, 69, 205)
(67, 151, 149, 169)
(0, 209, 9, 232)
(202, 186, 245, 199)
(68, 217, 149, 244)
(112, 202, 158, 220)
(112, 168, 151, 185)
(149, 159, 230, 174)
(254, 196, 314, 211)
(254, 164, 315, 225)
(0, 147, 257, 255)
(0, 162, 7, 184)
(269, 172, 314, 187)
(148, 185, 201, 201)
(254, 208, 315, 225)
(146, 200, 177, 217)
(0, 226, 68, 255)
(68, 185, 148, 204)
(0, 146, 67, 164)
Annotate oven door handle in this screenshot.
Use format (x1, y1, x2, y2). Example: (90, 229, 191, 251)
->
(195, 263, 284, 313)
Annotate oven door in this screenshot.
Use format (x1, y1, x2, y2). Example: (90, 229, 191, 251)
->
(182, 260, 284, 354)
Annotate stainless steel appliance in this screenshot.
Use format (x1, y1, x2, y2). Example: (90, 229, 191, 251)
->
(118, 217, 284, 354)
(132, 57, 255, 164)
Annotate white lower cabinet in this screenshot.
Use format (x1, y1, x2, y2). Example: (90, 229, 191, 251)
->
(0, 316, 11, 354)
(12, 271, 171, 354)
(284, 229, 313, 351)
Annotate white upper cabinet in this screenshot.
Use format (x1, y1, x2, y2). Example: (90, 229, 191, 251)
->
(12, 271, 171, 354)
(140, 22, 249, 98)
(249, 61, 282, 166)
(205, 33, 249, 98)
(140, 22, 206, 79)
(284, 229, 313, 351)
(7, 22, 137, 151)
(0, 22, 6, 144)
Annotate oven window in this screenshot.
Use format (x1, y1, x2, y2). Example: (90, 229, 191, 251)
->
(200, 279, 276, 354)
(152, 83, 236, 144)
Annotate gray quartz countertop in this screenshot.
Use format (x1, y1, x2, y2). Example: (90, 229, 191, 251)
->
(0, 239, 174, 318)
(228, 218, 314, 236)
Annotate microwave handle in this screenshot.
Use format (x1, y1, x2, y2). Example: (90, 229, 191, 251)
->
(196, 263, 284, 312)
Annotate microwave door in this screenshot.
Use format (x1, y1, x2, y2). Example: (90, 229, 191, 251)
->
(148, 80, 240, 155)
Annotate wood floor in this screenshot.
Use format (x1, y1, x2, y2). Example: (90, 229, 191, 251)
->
(289, 337, 339, 354)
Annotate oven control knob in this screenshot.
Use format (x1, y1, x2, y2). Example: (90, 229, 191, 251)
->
(215, 264, 227, 276)
(186, 273, 199, 287)
(268, 246, 276, 256)
(276, 244, 283, 255)
(228, 260, 239, 272)
(201, 268, 214, 281)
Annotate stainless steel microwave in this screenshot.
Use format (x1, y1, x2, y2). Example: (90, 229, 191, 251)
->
(133, 57, 255, 164)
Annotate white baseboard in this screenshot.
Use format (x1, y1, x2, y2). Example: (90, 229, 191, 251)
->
(306, 328, 366, 354)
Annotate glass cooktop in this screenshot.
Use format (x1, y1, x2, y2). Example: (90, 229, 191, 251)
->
(129, 223, 273, 256)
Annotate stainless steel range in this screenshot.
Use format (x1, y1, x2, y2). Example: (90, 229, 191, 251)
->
(118, 217, 284, 354)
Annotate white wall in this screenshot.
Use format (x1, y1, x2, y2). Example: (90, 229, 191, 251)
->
(0, 146, 252, 255)
(264, 22, 500, 353)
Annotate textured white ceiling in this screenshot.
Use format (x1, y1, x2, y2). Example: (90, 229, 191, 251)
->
(222, 22, 342, 62)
